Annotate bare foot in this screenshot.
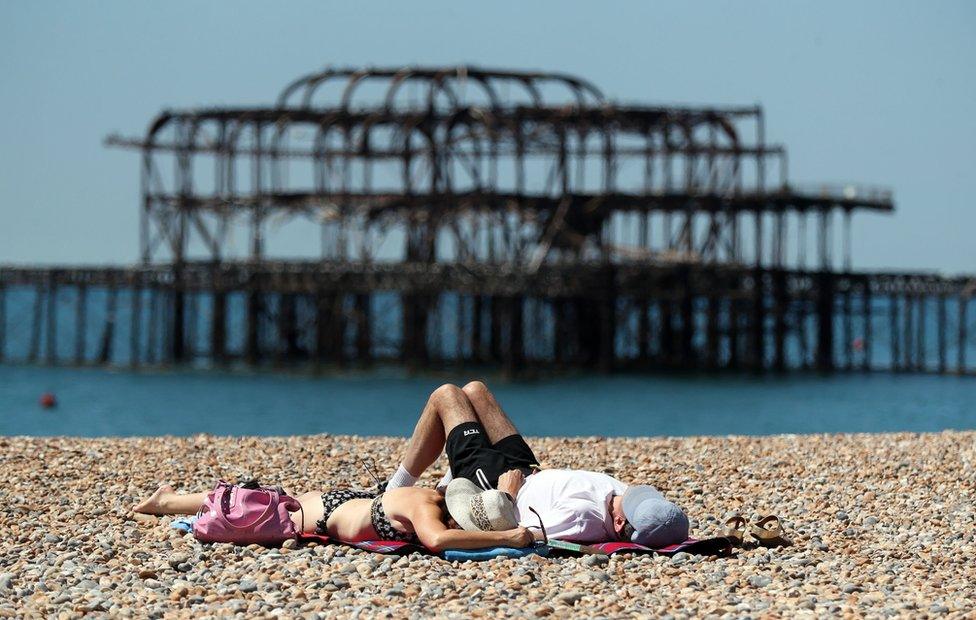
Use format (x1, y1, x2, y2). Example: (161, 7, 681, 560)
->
(133, 484, 174, 515)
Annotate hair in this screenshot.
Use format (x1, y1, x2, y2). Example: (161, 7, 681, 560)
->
(620, 522, 636, 541)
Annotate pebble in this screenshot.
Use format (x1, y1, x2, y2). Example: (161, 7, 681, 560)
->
(583, 554, 610, 567)
(2, 432, 973, 617)
(670, 552, 691, 565)
(748, 575, 772, 588)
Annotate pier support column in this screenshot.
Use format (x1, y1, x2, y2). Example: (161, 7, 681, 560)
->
(130, 284, 142, 368)
(728, 297, 741, 371)
(638, 298, 651, 365)
(504, 296, 525, 377)
(314, 290, 340, 366)
(29, 283, 43, 363)
(355, 293, 371, 366)
(937, 294, 947, 374)
(402, 293, 429, 369)
(211, 290, 227, 365)
(98, 283, 119, 365)
(489, 296, 503, 364)
(842, 283, 853, 370)
(889, 294, 900, 371)
(0, 284, 5, 363)
(277, 293, 299, 364)
(916, 295, 926, 372)
(772, 270, 787, 372)
(245, 286, 261, 366)
(862, 284, 872, 371)
(553, 298, 569, 367)
(660, 298, 675, 368)
(677, 267, 694, 368)
(171, 284, 186, 364)
(46, 276, 58, 365)
(815, 271, 835, 372)
(471, 296, 483, 363)
(903, 295, 913, 371)
(750, 270, 766, 372)
(598, 285, 616, 374)
(959, 296, 969, 373)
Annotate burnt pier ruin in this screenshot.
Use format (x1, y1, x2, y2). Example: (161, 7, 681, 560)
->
(1, 66, 973, 375)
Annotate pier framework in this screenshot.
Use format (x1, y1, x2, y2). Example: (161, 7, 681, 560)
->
(1, 66, 973, 375)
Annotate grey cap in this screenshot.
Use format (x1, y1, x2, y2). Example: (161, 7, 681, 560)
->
(621, 485, 689, 548)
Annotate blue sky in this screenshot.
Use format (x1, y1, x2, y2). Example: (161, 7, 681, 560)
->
(1, 1, 973, 272)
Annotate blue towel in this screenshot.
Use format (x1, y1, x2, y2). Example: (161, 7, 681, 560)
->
(442, 544, 549, 562)
(170, 516, 198, 533)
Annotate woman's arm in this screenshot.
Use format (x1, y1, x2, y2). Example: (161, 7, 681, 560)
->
(410, 504, 533, 552)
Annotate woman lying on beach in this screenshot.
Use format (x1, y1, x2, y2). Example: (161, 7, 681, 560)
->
(133, 480, 534, 552)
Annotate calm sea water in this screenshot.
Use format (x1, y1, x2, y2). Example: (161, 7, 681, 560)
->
(1, 365, 974, 437)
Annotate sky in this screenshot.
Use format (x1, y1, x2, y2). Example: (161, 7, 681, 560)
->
(0, 1, 974, 273)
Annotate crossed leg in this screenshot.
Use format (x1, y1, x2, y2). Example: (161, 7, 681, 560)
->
(397, 383, 480, 479)
(394, 380, 523, 485)
(459, 381, 520, 445)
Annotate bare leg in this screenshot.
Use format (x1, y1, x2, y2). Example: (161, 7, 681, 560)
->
(462, 380, 520, 444)
(133, 484, 208, 515)
(399, 384, 479, 478)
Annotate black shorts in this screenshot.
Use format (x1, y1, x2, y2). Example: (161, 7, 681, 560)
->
(445, 421, 540, 489)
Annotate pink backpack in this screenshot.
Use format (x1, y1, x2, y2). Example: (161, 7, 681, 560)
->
(193, 480, 303, 545)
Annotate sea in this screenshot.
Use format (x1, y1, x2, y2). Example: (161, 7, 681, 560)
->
(1, 284, 974, 437)
(1, 364, 974, 437)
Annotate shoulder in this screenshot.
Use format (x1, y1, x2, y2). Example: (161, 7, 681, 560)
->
(384, 487, 442, 519)
(386, 487, 440, 503)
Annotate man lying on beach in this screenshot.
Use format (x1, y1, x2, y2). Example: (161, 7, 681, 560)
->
(133, 479, 534, 552)
(384, 381, 689, 547)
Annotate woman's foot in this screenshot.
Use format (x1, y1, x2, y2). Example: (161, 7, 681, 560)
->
(133, 484, 175, 515)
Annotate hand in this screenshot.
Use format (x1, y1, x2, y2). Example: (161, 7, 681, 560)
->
(508, 526, 533, 548)
(497, 469, 525, 497)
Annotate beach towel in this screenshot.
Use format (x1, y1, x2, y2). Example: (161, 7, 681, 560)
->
(170, 516, 198, 533)
(174, 526, 728, 559)
(590, 536, 734, 557)
(296, 532, 732, 560)
(298, 533, 426, 555)
(298, 532, 545, 559)
(442, 545, 549, 562)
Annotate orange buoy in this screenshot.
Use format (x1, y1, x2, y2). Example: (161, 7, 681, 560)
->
(39, 392, 58, 409)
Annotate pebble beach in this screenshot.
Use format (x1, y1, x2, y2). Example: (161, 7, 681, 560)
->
(1, 431, 974, 618)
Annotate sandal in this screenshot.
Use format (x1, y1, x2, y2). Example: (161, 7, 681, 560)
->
(723, 515, 747, 546)
(749, 515, 792, 547)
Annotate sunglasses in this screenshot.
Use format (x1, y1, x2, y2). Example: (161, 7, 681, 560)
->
(526, 506, 548, 545)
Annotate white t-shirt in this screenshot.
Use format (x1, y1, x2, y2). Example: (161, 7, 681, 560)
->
(515, 469, 629, 542)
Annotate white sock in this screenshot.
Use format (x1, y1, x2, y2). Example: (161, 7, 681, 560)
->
(435, 469, 454, 493)
(386, 464, 419, 489)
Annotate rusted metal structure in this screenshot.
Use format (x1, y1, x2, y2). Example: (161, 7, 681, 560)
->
(0, 66, 973, 375)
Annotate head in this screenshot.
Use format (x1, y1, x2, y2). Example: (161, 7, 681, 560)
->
(444, 478, 519, 531)
(612, 485, 689, 547)
(610, 495, 635, 541)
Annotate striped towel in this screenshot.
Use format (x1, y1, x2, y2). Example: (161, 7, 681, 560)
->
(297, 532, 733, 559)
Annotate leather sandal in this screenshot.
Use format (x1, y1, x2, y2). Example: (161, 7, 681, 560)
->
(723, 515, 747, 546)
(749, 515, 792, 547)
